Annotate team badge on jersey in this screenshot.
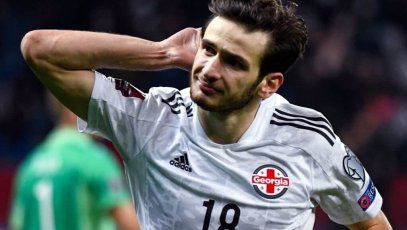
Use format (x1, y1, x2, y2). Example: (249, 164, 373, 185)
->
(251, 164, 290, 199)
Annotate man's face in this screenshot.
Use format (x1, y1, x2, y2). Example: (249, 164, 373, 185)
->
(190, 16, 270, 113)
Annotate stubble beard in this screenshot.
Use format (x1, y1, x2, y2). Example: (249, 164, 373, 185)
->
(190, 76, 260, 114)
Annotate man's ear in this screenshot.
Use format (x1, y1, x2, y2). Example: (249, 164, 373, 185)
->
(257, 72, 284, 99)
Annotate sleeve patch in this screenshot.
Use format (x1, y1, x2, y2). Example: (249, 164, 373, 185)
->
(358, 180, 376, 211)
(114, 79, 146, 99)
(342, 145, 366, 188)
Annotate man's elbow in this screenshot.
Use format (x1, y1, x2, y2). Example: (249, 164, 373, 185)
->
(21, 30, 42, 63)
(20, 30, 57, 67)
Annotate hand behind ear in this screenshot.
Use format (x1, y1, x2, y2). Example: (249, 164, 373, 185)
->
(161, 27, 202, 71)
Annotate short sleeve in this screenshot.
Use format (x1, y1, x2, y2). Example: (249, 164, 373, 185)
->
(78, 71, 147, 159)
(312, 143, 383, 225)
(78, 71, 189, 161)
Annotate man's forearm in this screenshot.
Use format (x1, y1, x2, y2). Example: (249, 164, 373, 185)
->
(21, 30, 173, 72)
(20, 29, 173, 120)
(347, 211, 392, 230)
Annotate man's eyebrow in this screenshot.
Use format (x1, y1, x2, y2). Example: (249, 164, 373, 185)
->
(202, 38, 250, 68)
(223, 52, 250, 69)
(201, 39, 215, 48)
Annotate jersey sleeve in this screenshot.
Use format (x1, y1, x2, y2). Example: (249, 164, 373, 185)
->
(78, 71, 171, 160)
(271, 103, 383, 225)
(311, 140, 383, 225)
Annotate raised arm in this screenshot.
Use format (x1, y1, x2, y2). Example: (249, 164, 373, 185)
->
(20, 28, 200, 120)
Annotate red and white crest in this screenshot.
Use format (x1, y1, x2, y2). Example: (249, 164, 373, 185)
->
(251, 164, 290, 199)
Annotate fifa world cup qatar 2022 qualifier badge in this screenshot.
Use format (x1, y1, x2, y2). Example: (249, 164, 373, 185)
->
(251, 164, 290, 199)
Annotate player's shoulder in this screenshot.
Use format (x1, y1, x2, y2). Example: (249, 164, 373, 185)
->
(149, 86, 190, 99)
(148, 87, 194, 117)
(261, 93, 289, 109)
(274, 102, 331, 124)
(148, 87, 190, 101)
(267, 100, 338, 152)
(95, 72, 192, 112)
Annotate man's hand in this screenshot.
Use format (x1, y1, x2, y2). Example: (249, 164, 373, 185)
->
(161, 27, 201, 71)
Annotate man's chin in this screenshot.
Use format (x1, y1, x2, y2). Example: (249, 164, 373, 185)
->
(190, 90, 230, 112)
(191, 96, 217, 111)
(194, 100, 236, 113)
(192, 97, 210, 110)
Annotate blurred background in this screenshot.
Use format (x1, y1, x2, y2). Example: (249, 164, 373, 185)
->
(0, 0, 406, 229)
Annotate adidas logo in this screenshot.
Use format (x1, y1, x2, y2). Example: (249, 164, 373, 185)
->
(169, 153, 192, 172)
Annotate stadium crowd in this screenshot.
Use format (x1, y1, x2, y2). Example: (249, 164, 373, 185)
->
(0, 0, 406, 229)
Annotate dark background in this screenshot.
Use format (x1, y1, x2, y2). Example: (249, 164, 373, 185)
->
(1, 0, 407, 229)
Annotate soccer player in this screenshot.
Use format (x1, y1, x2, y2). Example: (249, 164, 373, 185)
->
(8, 95, 139, 230)
(19, 0, 392, 229)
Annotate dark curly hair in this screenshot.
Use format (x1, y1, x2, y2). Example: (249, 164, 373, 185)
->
(203, 0, 308, 76)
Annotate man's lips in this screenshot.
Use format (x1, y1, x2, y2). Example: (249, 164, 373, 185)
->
(198, 80, 219, 95)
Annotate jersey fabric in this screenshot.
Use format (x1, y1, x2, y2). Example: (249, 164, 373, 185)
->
(79, 71, 383, 230)
(9, 127, 130, 230)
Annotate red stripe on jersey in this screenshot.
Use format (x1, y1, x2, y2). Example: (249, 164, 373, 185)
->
(114, 79, 145, 99)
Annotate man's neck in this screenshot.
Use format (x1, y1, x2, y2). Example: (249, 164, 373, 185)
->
(197, 100, 261, 144)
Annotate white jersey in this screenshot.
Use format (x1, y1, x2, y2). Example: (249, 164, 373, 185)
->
(79, 72, 382, 230)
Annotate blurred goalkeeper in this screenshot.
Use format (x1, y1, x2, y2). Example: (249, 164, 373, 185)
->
(8, 94, 139, 230)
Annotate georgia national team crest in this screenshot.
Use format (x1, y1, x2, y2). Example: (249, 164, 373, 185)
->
(251, 164, 290, 199)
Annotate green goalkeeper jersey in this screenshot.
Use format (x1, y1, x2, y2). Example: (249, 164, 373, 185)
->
(9, 126, 131, 230)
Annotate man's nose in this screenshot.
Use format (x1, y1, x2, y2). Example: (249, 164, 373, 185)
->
(201, 56, 221, 82)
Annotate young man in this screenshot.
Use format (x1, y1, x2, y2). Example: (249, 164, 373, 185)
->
(9, 96, 139, 230)
(20, 0, 392, 229)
